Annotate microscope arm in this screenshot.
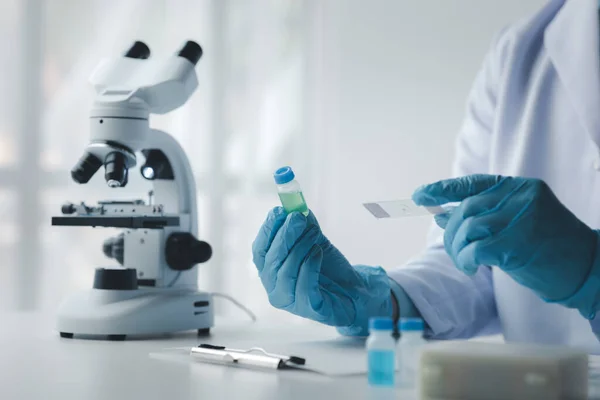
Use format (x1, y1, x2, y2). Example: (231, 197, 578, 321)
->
(144, 128, 198, 237)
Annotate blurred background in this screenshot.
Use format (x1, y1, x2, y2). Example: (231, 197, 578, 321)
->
(0, 0, 545, 323)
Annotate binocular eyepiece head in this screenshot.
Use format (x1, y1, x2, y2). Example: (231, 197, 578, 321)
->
(70, 40, 203, 188)
(122, 40, 203, 65)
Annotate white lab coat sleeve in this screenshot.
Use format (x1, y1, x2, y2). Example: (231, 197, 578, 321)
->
(387, 27, 512, 339)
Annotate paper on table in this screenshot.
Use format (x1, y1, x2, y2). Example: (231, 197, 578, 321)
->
(252, 338, 372, 376)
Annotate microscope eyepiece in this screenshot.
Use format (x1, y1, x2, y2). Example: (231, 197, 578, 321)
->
(71, 152, 103, 184)
(177, 41, 202, 65)
(104, 152, 129, 188)
(124, 41, 150, 60)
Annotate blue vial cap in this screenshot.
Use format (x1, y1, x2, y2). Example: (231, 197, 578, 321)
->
(369, 317, 394, 331)
(399, 318, 424, 331)
(274, 166, 295, 185)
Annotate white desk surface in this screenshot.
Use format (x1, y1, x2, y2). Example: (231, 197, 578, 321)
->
(0, 313, 414, 400)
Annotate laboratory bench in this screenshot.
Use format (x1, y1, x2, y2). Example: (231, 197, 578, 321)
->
(0, 312, 416, 400)
(4, 312, 600, 400)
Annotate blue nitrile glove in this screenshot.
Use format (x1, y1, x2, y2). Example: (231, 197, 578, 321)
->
(252, 207, 395, 335)
(412, 174, 600, 318)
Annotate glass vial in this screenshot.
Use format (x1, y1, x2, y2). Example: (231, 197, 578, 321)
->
(273, 166, 309, 216)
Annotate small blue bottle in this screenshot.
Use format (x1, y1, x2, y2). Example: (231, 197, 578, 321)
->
(366, 317, 396, 387)
(398, 318, 426, 387)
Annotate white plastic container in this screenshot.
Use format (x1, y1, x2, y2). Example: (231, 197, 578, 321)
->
(366, 317, 396, 387)
(398, 317, 427, 387)
(419, 341, 588, 400)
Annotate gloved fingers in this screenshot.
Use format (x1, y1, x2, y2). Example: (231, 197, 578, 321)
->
(454, 241, 480, 276)
(455, 237, 500, 276)
(263, 210, 309, 271)
(461, 177, 525, 218)
(252, 207, 288, 272)
(442, 177, 526, 265)
(261, 214, 314, 294)
(452, 188, 531, 274)
(315, 286, 355, 326)
(434, 213, 451, 229)
(292, 252, 356, 327)
(433, 206, 458, 229)
(412, 174, 503, 206)
(433, 178, 520, 231)
(450, 179, 529, 251)
(458, 177, 526, 219)
(294, 245, 329, 322)
(316, 242, 356, 282)
(443, 199, 472, 266)
(305, 210, 322, 229)
(450, 215, 495, 274)
(446, 191, 518, 266)
(266, 227, 321, 308)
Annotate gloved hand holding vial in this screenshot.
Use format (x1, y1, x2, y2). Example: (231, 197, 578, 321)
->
(251, 166, 412, 336)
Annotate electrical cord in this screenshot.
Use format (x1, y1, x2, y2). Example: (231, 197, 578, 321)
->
(166, 271, 182, 287)
(160, 278, 257, 321)
(210, 292, 257, 322)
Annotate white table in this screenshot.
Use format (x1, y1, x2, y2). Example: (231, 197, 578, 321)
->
(0, 313, 413, 400)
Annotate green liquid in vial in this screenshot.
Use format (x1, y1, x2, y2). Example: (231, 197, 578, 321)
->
(279, 191, 309, 216)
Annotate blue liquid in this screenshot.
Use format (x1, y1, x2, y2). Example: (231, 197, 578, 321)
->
(368, 350, 395, 387)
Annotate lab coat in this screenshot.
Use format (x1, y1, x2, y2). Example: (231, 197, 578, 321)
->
(388, 0, 600, 353)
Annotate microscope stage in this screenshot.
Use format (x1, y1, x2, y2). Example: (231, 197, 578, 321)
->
(52, 215, 179, 229)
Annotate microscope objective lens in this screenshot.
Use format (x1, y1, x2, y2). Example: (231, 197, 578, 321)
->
(104, 151, 129, 188)
(71, 152, 102, 184)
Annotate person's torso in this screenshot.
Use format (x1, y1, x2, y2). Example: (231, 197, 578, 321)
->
(486, 0, 600, 352)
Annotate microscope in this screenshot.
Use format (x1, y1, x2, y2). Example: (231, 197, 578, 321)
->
(51, 40, 214, 340)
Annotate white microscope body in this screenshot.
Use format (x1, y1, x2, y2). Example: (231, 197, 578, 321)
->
(52, 41, 214, 340)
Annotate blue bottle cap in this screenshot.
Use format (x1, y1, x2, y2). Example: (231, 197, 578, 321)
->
(399, 318, 424, 331)
(274, 166, 295, 185)
(369, 317, 394, 331)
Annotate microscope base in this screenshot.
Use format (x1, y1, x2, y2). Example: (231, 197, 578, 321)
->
(56, 288, 213, 340)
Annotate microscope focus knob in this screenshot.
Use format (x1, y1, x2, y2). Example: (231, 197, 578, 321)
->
(166, 232, 212, 271)
(103, 234, 124, 265)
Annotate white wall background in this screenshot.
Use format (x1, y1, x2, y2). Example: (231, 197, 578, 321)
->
(0, 0, 549, 324)
(312, 0, 547, 272)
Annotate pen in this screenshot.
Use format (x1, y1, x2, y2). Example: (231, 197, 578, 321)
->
(191, 344, 306, 370)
